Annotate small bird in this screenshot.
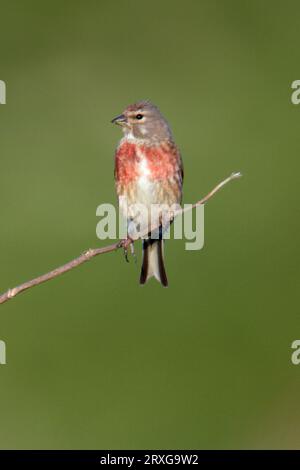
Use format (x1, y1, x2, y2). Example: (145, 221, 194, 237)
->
(112, 101, 183, 286)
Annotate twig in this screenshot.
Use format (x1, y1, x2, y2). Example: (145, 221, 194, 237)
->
(0, 172, 242, 305)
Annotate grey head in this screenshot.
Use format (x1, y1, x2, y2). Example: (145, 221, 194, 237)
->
(111, 100, 173, 143)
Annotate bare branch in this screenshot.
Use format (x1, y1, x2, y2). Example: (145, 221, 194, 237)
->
(0, 172, 242, 305)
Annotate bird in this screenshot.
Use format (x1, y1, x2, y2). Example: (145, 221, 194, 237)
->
(112, 100, 183, 287)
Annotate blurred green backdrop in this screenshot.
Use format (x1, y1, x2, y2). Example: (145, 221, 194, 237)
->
(0, 0, 299, 449)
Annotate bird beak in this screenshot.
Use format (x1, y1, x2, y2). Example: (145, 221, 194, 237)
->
(111, 114, 127, 126)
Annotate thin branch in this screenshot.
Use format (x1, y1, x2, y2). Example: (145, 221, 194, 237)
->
(0, 172, 242, 305)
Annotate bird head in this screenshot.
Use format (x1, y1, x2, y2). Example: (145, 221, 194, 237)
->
(111, 100, 172, 143)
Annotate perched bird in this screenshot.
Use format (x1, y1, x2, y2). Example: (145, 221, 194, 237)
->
(112, 101, 183, 286)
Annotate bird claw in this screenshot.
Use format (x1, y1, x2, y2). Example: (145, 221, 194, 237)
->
(124, 246, 130, 263)
(119, 238, 135, 263)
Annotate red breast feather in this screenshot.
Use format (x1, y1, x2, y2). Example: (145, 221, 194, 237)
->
(115, 139, 183, 206)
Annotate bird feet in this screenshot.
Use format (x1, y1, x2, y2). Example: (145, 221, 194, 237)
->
(118, 238, 136, 263)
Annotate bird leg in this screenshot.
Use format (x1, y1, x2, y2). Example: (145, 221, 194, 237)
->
(119, 237, 135, 263)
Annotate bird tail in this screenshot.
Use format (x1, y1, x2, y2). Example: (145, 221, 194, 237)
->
(139, 238, 168, 287)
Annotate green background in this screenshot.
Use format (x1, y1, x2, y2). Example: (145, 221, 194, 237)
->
(0, 0, 299, 449)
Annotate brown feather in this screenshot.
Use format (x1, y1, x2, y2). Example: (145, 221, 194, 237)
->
(140, 238, 168, 287)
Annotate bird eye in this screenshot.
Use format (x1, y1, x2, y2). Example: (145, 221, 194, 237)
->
(135, 114, 143, 120)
